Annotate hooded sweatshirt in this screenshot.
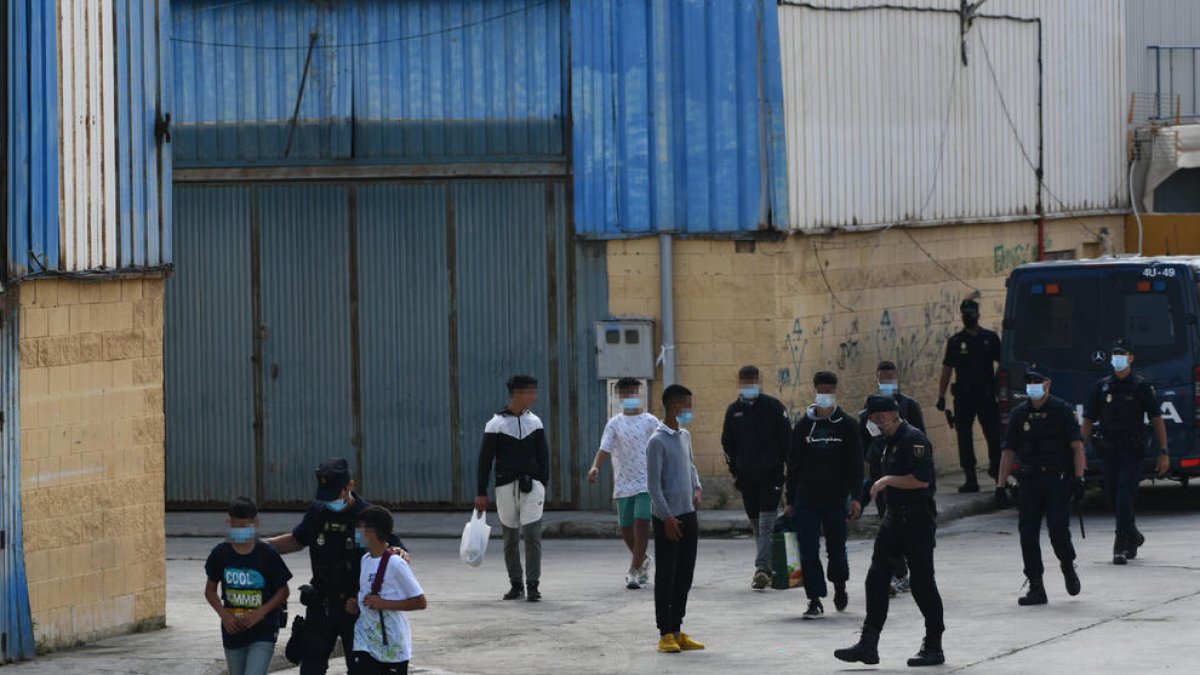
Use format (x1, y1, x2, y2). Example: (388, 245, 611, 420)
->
(477, 409, 550, 496)
(786, 405, 863, 506)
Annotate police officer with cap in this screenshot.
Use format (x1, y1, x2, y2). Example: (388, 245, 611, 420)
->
(1081, 340, 1170, 565)
(267, 458, 407, 675)
(997, 363, 1084, 606)
(836, 396, 945, 668)
(937, 298, 1003, 493)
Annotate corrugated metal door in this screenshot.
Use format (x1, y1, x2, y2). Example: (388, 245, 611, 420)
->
(164, 187, 255, 504)
(1, 297, 36, 662)
(257, 185, 356, 505)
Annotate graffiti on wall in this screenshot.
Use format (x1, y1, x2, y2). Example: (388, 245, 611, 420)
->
(994, 236, 1053, 274)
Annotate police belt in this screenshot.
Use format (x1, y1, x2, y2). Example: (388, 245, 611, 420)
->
(1018, 464, 1069, 476)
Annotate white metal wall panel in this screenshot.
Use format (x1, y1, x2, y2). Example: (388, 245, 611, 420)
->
(779, 0, 1126, 231)
(1125, 0, 1200, 120)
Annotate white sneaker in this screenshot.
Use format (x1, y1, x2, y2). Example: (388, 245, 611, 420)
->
(893, 576, 911, 593)
(626, 571, 641, 589)
(638, 555, 653, 585)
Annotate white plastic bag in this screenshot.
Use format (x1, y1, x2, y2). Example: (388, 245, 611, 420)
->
(459, 509, 492, 567)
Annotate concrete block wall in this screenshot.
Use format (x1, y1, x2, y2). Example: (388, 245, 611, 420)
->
(16, 278, 166, 651)
(607, 217, 1122, 507)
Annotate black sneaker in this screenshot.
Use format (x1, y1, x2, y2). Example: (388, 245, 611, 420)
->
(1113, 551, 1128, 566)
(834, 585, 849, 612)
(957, 476, 980, 493)
(802, 599, 825, 620)
(1062, 562, 1081, 596)
(503, 584, 525, 601)
(1128, 530, 1146, 559)
(526, 582, 542, 602)
(907, 638, 945, 667)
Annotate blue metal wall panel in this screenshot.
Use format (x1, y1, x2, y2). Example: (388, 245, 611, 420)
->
(356, 184, 455, 503)
(258, 185, 356, 504)
(171, 0, 566, 167)
(572, 241, 611, 509)
(570, 0, 788, 237)
(164, 187, 256, 504)
(6, 0, 60, 277)
(1, 298, 36, 663)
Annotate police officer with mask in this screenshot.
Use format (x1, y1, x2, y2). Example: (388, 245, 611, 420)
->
(836, 396, 944, 668)
(997, 364, 1084, 606)
(267, 458, 407, 675)
(1081, 340, 1170, 565)
(937, 298, 1002, 493)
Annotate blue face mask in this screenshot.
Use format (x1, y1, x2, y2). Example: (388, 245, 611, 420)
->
(324, 498, 348, 513)
(1025, 383, 1045, 400)
(878, 383, 898, 396)
(229, 526, 256, 544)
(740, 386, 761, 399)
(1111, 355, 1130, 371)
(676, 410, 694, 427)
(354, 529, 365, 548)
(815, 393, 837, 409)
(621, 397, 641, 411)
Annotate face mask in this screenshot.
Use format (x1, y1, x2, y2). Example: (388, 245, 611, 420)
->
(621, 397, 641, 411)
(866, 420, 882, 437)
(676, 410, 694, 427)
(740, 386, 760, 400)
(229, 526, 256, 544)
(878, 383, 898, 396)
(815, 394, 836, 409)
(354, 529, 365, 548)
(963, 314, 979, 328)
(1025, 383, 1045, 400)
(324, 498, 347, 513)
(1111, 355, 1129, 371)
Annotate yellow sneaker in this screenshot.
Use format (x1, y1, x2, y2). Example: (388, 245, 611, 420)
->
(657, 633, 681, 653)
(677, 633, 706, 651)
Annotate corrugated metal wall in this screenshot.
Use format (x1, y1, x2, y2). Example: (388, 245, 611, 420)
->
(0, 296, 36, 663)
(6, 0, 171, 277)
(1125, 0, 1200, 120)
(571, 0, 789, 237)
(778, 0, 1126, 231)
(171, 0, 566, 166)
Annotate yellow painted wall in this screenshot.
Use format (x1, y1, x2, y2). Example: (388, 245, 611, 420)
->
(17, 278, 166, 651)
(1125, 214, 1200, 256)
(608, 217, 1123, 506)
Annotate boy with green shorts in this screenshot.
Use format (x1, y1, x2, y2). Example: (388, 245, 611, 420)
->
(589, 378, 659, 589)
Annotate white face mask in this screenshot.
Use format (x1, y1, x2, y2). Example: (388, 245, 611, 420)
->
(866, 420, 882, 437)
(815, 393, 837, 409)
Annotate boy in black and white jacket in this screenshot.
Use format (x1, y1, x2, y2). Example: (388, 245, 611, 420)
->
(476, 374, 551, 602)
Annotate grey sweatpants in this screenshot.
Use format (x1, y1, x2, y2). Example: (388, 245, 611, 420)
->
(502, 521, 542, 586)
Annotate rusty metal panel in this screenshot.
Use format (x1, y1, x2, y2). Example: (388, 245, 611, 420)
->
(1, 295, 36, 663)
(778, 0, 1126, 231)
(355, 184, 455, 504)
(163, 186, 255, 504)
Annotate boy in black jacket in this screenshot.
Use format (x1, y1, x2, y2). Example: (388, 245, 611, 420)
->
(786, 371, 863, 619)
(476, 374, 551, 602)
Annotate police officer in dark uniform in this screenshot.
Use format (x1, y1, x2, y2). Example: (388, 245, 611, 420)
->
(267, 458, 407, 675)
(836, 396, 944, 668)
(997, 364, 1085, 605)
(937, 298, 1002, 493)
(1081, 340, 1170, 565)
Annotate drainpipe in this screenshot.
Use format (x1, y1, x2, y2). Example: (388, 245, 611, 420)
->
(659, 233, 676, 387)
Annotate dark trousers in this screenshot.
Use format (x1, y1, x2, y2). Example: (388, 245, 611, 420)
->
(350, 653, 408, 675)
(864, 506, 944, 638)
(653, 512, 699, 635)
(300, 600, 356, 675)
(1101, 446, 1143, 550)
(792, 495, 849, 600)
(873, 496, 908, 579)
(954, 390, 1001, 475)
(1017, 471, 1076, 580)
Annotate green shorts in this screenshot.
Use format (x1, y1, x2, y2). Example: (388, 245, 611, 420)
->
(616, 492, 652, 527)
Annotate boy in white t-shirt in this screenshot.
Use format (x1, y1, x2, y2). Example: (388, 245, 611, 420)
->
(350, 506, 427, 675)
(588, 378, 660, 589)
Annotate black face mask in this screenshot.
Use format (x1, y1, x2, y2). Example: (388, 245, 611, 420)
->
(962, 314, 979, 328)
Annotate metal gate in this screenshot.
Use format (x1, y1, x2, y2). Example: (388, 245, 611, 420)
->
(1, 296, 35, 662)
(166, 180, 607, 508)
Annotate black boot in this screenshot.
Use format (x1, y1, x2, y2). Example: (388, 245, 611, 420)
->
(958, 472, 980, 493)
(834, 625, 880, 665)
(1127, 528, 1145, 560)
(503, 583, 525, 600)
(1018, 578, 1048, 606)
(526, 582, 541, 602)
(1062, 562, 1081, 596)
(907, 636, 945, 667)
(834, 582, 849, 612)
(1112, 531, 1128, 565)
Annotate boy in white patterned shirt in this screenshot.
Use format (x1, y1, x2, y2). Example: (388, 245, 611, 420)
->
(350, 506, 426, 675)
(588, 378, 659, 589)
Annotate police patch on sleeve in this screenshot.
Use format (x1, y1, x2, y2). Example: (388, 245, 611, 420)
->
(913, 445, 927, 458)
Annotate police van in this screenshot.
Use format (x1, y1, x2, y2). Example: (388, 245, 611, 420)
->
(1000, 256, 1200, 484)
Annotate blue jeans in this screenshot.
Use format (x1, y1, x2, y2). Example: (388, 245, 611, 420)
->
(225, 640, 276, 675)
(792, 495, 849, 600)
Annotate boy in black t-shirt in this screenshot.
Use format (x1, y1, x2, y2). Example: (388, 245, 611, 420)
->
(205, 497, 293, 675)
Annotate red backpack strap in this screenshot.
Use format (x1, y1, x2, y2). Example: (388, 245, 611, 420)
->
(371, 549, 393, 596)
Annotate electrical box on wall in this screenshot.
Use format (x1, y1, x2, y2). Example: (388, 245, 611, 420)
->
(595, 320, 655, 379)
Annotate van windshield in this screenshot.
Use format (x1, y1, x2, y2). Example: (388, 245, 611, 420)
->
(1010, 267, 1189, 370)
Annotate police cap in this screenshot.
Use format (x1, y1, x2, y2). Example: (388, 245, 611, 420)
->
(1024, 363, 1048, 383)
(1111, 339, 1133, 355)
(866, 395, 899, 414)
(314, 457, 351, 501)
(960, 299, 980, 315)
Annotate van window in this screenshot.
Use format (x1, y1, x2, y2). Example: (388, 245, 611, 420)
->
(1010, 274, 1102, 371)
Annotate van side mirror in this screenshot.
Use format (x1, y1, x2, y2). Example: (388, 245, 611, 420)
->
(1003, 318, 1014, 329)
